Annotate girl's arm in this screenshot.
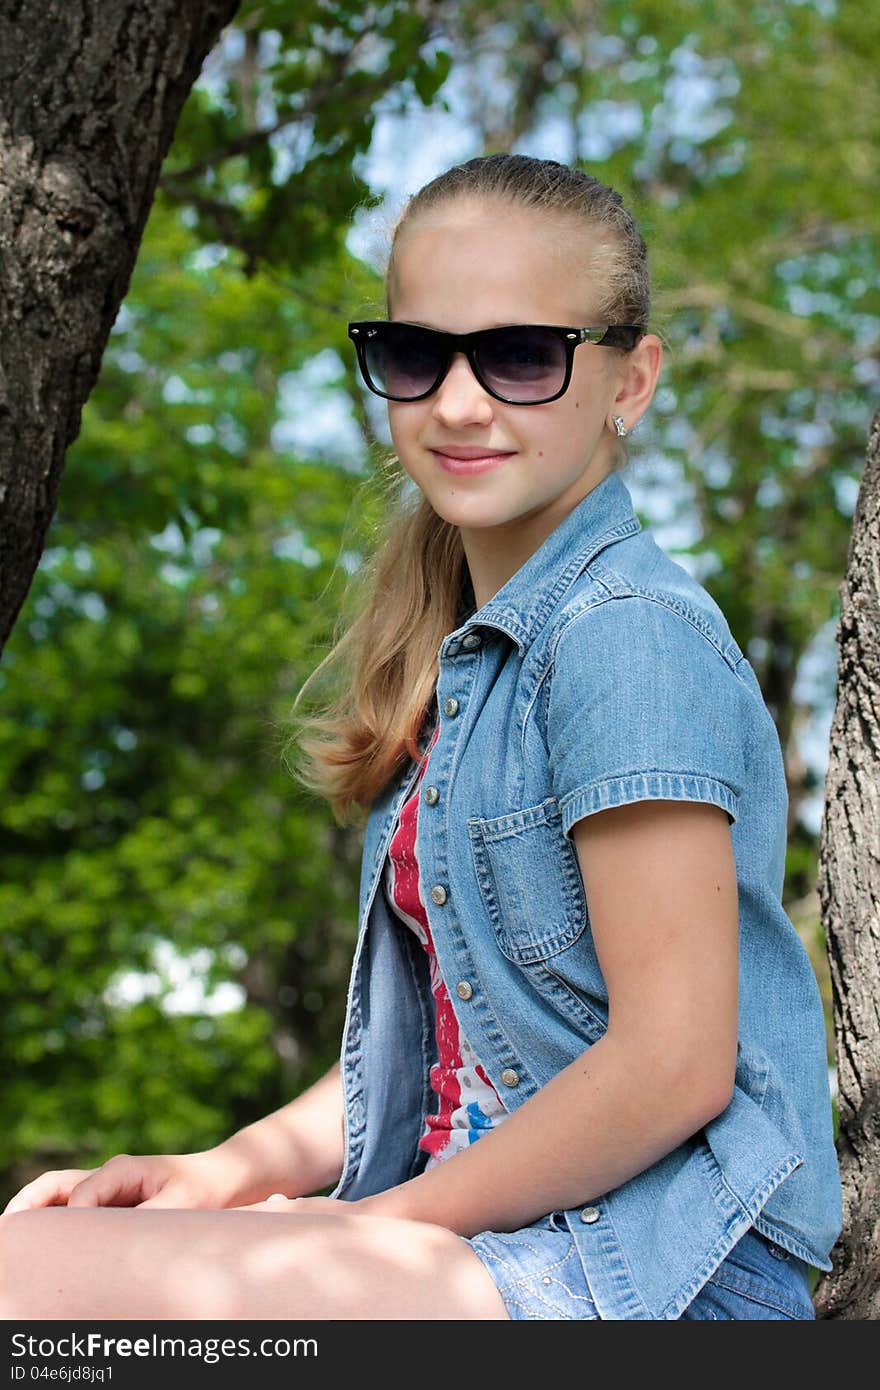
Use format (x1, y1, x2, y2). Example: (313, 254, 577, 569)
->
(4, 1060, 346, 1212)
(353, 799, 739, 1237)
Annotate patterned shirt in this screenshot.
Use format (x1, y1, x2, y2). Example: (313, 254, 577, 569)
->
(382, 716, 508, 1169)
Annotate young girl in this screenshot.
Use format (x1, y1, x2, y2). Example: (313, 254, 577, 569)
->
(1, 154, 841, 1320)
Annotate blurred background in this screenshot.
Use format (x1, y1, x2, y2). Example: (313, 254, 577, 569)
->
(1, 0, 877, 1201)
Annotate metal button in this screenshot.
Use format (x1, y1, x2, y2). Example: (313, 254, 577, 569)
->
(429, 884, 448, 905)
(423, 785, 440, 805)
(579, 1206, 600, 1224)
(500, 1067, 520, 1087)
(462, 632, 482, 649)
(443, 697, 460, 717)
(766, 1242, 790, 1261)
(455, 981, 473, 1000)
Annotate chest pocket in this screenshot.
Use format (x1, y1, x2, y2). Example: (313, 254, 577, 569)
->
(466, 796, 589, 963)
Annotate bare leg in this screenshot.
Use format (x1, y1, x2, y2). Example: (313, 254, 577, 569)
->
(0, 1208, 510, 1320)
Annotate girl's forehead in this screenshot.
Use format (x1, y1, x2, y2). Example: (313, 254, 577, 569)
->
(395, 199, 582, 265)
(389, 205, 599, 325)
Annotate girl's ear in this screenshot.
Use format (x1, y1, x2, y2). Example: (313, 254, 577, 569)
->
(605, 334, 663, 435)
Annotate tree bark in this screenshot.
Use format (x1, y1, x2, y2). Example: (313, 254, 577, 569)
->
(0, 0, 240, 654)
(813, 404, 880, 1319)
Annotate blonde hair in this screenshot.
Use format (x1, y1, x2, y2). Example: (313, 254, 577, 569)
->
(285, 154, 651, 825)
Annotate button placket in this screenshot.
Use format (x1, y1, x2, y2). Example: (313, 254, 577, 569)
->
(427, 643, 501, 1092)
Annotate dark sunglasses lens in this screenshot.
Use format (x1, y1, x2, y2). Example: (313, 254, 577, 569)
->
(363, 324, 444, 399)
(476, 327, 567, 401)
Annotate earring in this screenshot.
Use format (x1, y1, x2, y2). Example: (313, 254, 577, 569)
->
(612, 415, 628, 438)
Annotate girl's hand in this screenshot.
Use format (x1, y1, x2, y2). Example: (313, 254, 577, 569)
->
(231, 1194, 370, 1216)
(3, 1150, 256, 1214)
(231, 1194, 346, 1214)
(3, 1168, 100, 1214)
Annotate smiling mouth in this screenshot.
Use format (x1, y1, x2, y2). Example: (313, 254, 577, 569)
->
(430, 449, 516, 474)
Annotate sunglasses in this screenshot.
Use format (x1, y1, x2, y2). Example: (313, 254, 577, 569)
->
(348, 319, 645, 405)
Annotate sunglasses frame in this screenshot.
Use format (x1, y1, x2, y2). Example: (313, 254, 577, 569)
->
(348, 319, 646, 405)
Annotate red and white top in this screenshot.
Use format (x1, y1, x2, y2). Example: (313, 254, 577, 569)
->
(382, 718, 508, 1169)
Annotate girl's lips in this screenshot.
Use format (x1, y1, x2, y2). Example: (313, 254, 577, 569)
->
(431, 450, 516, 475)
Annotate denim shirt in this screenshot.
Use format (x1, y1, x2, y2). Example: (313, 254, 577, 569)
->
(326, 469, 842, 1320)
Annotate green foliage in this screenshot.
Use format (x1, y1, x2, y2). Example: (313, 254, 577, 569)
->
(162, 0, 453, 274)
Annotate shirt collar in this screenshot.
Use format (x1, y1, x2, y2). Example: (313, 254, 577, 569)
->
(448, 470, 642, 657)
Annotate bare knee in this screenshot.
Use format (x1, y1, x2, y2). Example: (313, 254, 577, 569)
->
(0, 1211, 48, 1318)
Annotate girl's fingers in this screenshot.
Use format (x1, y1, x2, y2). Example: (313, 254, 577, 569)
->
(230, 1194, 291, 1211)
(65, 1164, 148, 1208)
(135, 1184, 217, 1210)
(3, 1170, 98, 1214)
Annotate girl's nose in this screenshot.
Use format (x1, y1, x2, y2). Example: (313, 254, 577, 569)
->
(430, 352, 494, 426)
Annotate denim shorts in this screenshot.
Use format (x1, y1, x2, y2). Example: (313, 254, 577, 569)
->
(462, 1213, 816, 1320)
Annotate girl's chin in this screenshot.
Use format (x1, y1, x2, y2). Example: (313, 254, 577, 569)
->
(428, 504, 534, 534)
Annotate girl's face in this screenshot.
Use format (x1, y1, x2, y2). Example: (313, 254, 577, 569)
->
(385, 199, 659, 582)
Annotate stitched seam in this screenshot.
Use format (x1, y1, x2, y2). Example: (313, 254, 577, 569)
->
(503, 1294, 575, 1319)
(706, 1270, 810, 1320)
(559, 772, 740, 832)
(551, 590, 739, 674)
(561, 770, 738, 800)
(478, 1233, 572, 1275)
(535, 1273, 597, 1308)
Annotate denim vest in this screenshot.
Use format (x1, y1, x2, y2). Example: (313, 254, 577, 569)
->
(327, 469, 842, 1319)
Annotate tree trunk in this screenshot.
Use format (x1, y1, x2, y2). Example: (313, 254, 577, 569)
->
(813, 404, 880, 1319)
(0, 0, 240, 655)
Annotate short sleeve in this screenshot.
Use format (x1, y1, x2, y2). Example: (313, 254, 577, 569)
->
(546, 597, 745, 839)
